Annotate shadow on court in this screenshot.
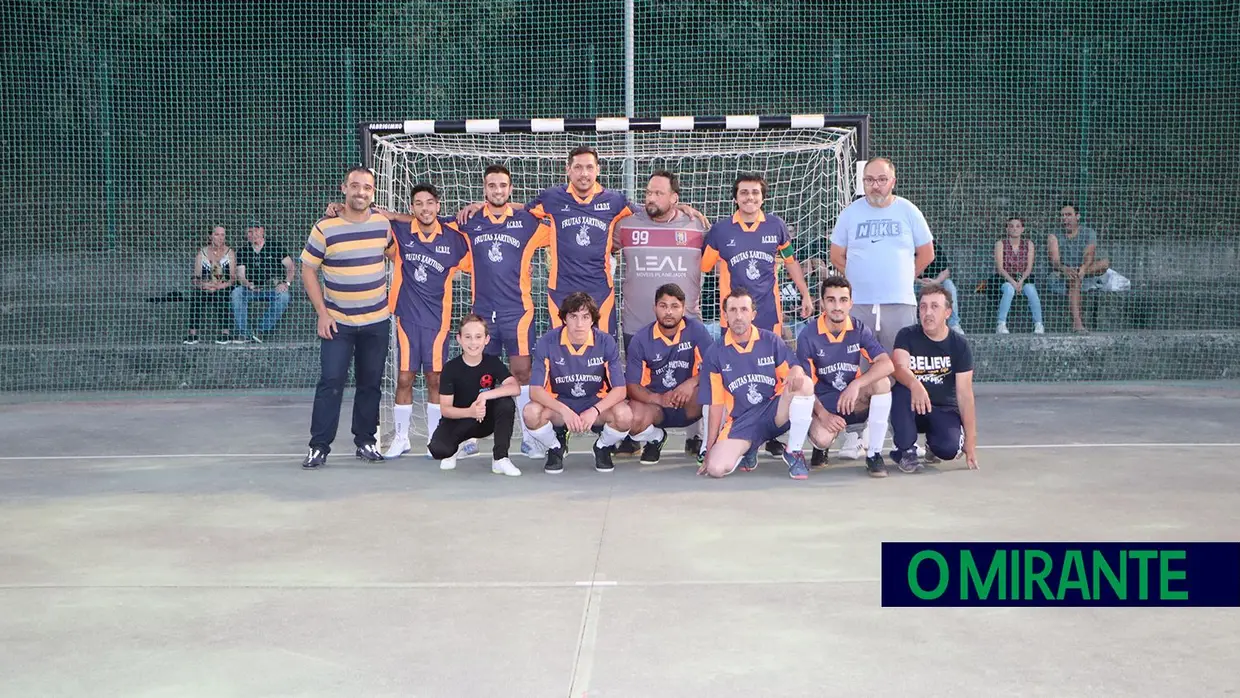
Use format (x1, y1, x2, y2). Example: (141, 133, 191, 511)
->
(2, 383, 1239, 697)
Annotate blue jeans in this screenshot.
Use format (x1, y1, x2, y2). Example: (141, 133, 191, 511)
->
(941, 278, 961, 328)
(997, 281, 1044, 325)
(231, 286, 291, 334)
(309, 320, 390, 453)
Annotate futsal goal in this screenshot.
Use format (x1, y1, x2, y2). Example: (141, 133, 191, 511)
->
(359, 114, 869, 447)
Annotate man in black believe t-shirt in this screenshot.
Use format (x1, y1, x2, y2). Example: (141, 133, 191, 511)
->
(429, 314, 523, 476)
(232, 221, 295, 342)
(890, 283, 979, 473)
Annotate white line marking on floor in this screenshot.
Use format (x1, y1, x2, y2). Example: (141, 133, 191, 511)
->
(2, 443, 1238, 461)
(567, 583, 604, 698)
(0, 578, 880, 590)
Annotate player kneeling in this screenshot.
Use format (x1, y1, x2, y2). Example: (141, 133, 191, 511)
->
(625, 284, 715, 464)
(699, 287, 817, 480)
(796, 276, 896, 478)
(427, 315, 522, 476)
(524, 292, 632, 474)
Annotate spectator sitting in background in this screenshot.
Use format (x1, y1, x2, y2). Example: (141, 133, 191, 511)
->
(994, 216, 1044, 334)
(916, 247, 964, 335)
(185, 225, 236, 345)
(1047, 201, 1110, 332)
(232, 220, 294, 343)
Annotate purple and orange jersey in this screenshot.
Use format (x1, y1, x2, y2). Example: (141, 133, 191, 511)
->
(795, 314, 886, 409)
(530, 326, 625, 410)
(701, 211, 795, 333)
(625, 317, 714, 394)
(460, 205, 551, 319)
(697, 326, 793, 421)
(527, 183, 633, 295)
(389, 217, 472, 369)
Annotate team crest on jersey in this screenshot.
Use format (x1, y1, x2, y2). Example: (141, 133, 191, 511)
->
(488, 242, 503, 263)
(413, 265, 428, 283)
(674, 230, 688, 246)
(832, 372, 849, 392)
(746, 383, 764, 405)
(571, 382, 587, 398)
(745, 259, 760, 280)
(661, 369, 678, 389)
(576, 225, 591, 247)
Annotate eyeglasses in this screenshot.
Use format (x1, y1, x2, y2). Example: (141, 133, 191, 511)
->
(863, 177, 892, 185)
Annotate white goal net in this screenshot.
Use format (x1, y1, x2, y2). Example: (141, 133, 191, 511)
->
(371, 124, 860, 448)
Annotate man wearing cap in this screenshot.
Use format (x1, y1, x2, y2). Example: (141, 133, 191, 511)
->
(232, 219, 296, 342)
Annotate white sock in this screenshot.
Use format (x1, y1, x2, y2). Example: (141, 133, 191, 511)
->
(867, 393, 892, 456)
(426, 404, 442, 441)
(596, 424, 627, 449)
(631, 425, 664, 443)
(516, 385, 531, 438)
(699, 406, 710, 441)
(393, 403, 413, 441)
(529, 422, 560, 451)
(785, 395, 816, 453)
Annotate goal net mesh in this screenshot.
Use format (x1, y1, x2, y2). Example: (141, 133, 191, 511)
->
(371, 126, 859, 446)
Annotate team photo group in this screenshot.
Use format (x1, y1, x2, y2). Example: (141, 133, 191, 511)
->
(298, 147, 979, 480)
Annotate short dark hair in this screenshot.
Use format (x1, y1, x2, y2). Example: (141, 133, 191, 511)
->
(342, 165, 375, 184)
(724, 285, 754, 310)
(819, 275, 852, 298)
(918, 282, 953, 309)
(483, 164, 511, 181)
(649, 170, 680, 195)
(1060, 201, 1078, 213)
(654, 283, 686, 304)
(732, 173, 768, 200)
(411, 182, 440, 201)
(568, 145, 599, 166)
(457, 313, 489, 334)
(1007, 215, 1024, 225)
(559, 291, 600, 325)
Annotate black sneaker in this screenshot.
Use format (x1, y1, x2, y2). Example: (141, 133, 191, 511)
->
(182, 334, 199, 345)
(896, 448, 923, 474)
(764, 439, 786, 459)
(214, 333, 232, 345)
(639, 429, 667, 465)
(355, 443, 384, 462)
(544, 446, 564, 474)
(684, 435, 702, 456)
(593, 440, 616, 472)
(554, 426, 570, 456)
(865, 453, 888, 478)
(811, 448, 828, 470)
(302, 448, 327, 469)
(615, 435, 640, 457)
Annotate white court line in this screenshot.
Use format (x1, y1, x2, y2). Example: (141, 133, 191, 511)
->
(0, 579, 878, 590)
(2, 442, 1239, 461)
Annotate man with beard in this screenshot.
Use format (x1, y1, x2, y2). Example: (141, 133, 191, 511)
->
(624, 283, 714, 465)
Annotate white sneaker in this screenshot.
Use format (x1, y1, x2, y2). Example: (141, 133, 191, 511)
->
(1033, 322, 1045, 334)
(916, 443, 927, 459)
(383, 436, 411, 459)
(491, 458, 521, 476)
(996, 322, 1009, 334)
(439, 454, 458, 471)
(837, 430, 864, 460)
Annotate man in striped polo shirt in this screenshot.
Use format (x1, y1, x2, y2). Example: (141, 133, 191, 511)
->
(299, 166, 395, 469)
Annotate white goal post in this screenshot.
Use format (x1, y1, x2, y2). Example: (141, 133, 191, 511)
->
(359, 114, 870, 447)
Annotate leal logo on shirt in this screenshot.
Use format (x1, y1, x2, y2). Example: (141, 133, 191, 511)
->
(757, 356, 775, 366)
(761, 235, 778, 244)
(586, 356, 605, 367)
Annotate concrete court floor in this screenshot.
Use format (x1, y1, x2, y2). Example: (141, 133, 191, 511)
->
(1, 382, 1239, 698)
